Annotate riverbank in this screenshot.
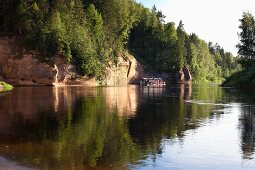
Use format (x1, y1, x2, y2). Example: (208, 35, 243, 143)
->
(0, 35, 192, 87)
(222, 66, 255, 94)
(0, 35, 143, 87)
(0, 82, 13, 91)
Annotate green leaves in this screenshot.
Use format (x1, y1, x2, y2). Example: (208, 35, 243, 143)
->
(0, 82, 13, 91)
(237, 12, 255, 67)
(129, 7, 239, 82)
(5, 0, 239, 83)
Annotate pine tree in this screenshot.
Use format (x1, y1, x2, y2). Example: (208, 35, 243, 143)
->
(86, 4, 108, 62)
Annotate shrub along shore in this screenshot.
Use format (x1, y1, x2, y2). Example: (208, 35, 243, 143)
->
(0, 82, 14, 91)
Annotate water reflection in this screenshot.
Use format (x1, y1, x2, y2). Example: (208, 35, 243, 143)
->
(103, 86, 139, 116)
(239, 106, 255, 159)
(0, 84, 254, 169)
(0, 86, 141, 169)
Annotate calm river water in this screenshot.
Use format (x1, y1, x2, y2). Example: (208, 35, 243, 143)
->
(0, 84, 255, 170)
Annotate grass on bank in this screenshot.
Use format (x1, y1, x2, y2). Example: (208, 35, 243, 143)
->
(0, 82, 14, 91)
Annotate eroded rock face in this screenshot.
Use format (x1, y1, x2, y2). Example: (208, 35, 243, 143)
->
(0, 36, 97, 86)
(126, 54, 144, 84)
(103, 52, 144, 86)
(3, 55, 57, 85)
(0, 36, 143, 86)
(53, 57, 98, 86)
(183, 66, 192, 81)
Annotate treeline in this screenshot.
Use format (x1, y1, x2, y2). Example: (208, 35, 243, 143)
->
(223, 12, 255, 90)
(128, 6, 240, 82)
(0, 0, 240, 82)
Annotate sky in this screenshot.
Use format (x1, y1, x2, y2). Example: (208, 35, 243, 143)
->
(136, 0, 255, 55)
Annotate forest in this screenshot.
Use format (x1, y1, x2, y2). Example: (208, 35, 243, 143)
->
(223, 12, 255, 92)
(0, 0, 240, 82)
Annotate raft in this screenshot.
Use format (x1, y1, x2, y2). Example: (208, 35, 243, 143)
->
(140, 77, 166, 86)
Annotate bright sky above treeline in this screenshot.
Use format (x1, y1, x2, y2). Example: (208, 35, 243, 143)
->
(136, 0, 255, 56)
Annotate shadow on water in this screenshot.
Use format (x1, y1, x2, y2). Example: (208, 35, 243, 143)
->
(0, 84, 254, 169)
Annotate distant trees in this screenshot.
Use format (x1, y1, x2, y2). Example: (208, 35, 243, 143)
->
(129, 8, 240, 82)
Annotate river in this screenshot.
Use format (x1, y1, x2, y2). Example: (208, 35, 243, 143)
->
(0, 84, 254, 170)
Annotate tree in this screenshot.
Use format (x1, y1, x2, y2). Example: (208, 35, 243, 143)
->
(157, 22, 177, 72)
(237, 12, 255, 67)
(176, 20, 187, 70)
(0, 0, 20, 32)
(86, 4, 108, 63)
(47, 11, 69, 58)
(92, 0, 137, 51)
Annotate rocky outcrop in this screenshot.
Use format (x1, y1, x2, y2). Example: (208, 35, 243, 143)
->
(0, 36, 143, 86)
(183, 66, 192, 81)
(175, 66, 192, 83)
(103, 52, 144, 85)
(3, 55, 57, 85)
(0, 36, 97, 86)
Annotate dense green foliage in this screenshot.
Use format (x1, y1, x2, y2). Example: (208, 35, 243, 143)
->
(222, 65, 255, 91)
(0, 0, 239, 82)
(16, 0, 111, 79)
(0, 82, 13, 91)
(223, 12, 255, 90)
(128, 7, 240, 82)
(236, 12, 255, 67)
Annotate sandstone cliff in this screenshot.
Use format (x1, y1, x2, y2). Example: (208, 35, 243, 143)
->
(103, 52, 144, 85)
(183, 65, 192, 82)
(0, 36, 143, 86)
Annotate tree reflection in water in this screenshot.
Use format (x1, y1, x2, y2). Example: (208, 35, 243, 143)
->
(239, 106, 255, 159)
(0, 85, 253, 169)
